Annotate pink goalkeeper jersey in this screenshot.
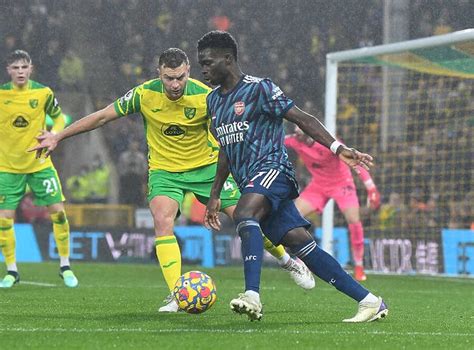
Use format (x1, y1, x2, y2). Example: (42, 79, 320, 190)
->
(285, 135, 354, 187)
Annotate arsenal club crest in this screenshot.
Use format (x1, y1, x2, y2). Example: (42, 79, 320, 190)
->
(234, 101, 245, 116)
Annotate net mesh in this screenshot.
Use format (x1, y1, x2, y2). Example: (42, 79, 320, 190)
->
(334, 43, 473, 274)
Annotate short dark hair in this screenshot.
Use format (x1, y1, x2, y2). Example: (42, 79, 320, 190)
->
(197, 31, 238, 60)
(158, 48, 189, 68)
(6, 50, 31, 65)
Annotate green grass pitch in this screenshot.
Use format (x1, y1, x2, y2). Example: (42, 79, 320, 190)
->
(0, 262, 472, 349)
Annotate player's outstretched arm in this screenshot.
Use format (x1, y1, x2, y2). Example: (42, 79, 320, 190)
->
(285, 106, 373, 170)
(29, 104, 120, 158)
(205, 150, 231, 231)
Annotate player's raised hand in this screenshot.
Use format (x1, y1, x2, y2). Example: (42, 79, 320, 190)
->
(338, 146, 374, 171)
(204, 197, 222, 231)
(28, 130, 59, 158)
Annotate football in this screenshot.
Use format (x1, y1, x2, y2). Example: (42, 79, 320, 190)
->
(173, 271, 217, 314)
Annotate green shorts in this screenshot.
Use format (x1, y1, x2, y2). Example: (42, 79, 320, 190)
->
(148, 163, 240, 212)
(0, 167, 65, 210)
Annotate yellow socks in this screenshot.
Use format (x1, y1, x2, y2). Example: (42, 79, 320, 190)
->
(0, 218, 16, 267)
(155, 235, 181, 292)
(263, 235, 287, 260)
(51, 211, 70, 257)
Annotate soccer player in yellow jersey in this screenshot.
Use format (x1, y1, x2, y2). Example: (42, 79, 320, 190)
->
(0, 50, 78, 288)
(31, 48, 314, 311)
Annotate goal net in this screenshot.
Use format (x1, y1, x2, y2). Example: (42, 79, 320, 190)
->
(324, 29, 474, 276)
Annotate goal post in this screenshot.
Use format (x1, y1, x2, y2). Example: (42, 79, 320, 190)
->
(323, 29, 474, 275)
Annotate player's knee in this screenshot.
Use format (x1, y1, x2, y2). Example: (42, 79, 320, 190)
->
(152, 210, 174, 227)
(55, 231, 69, 241)
(0, 218, 13, 245)
(154, 231, 175, 239)
(50, 210, 68, 224)
(0, 217, 14, 230)
(281, 228, 313, 248)
(343, 208, 360, 223)
(153, 214, 176, 236)
(232, 207, 259, 224)
(346, 216, 360, 225)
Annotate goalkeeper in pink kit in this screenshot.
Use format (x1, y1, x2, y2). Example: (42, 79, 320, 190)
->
(285, 127, 380, 281)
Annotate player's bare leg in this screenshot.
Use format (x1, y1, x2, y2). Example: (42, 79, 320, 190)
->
(151, 196, 181, 313)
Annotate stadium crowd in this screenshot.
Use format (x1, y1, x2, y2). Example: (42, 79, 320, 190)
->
(1, 0, 471, 229)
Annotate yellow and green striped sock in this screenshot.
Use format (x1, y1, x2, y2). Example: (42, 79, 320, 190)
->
(155, 235, 181, 292)
(263, 235, 287, 261)
(0, 218, 16, 266)
(51, 211, 70, 257)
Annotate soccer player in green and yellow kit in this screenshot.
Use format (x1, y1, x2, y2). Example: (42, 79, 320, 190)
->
(0, 50, 78, 288)
(31, 48, 314, 311)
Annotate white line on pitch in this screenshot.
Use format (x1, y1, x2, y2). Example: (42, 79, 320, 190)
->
(0, 327, 472, 338)
(21, 281, 57, 287)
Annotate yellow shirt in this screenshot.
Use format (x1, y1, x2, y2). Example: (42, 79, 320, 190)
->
(0, 80, 63, 173)
(114, 78, 218, 172)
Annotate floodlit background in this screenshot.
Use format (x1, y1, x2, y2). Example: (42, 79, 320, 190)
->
(0, 0, 472, 273)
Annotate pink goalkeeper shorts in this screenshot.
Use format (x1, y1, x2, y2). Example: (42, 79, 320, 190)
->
(299, 178, 360, 213)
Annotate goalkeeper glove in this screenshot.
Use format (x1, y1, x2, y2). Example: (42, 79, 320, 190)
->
(367, 186, 381, 210)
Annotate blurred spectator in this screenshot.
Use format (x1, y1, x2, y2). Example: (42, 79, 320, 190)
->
(378, 192, 405, 230)
(337, 96, 359, 145)
(117, 141, 147, 206)
(3, 35, 18, 53)
(66, 165, 90, 204)
(3, 0, 471, 233)
(433, 9, 453, 35)
(87, 155, 111, 204)
(449, 191, 473, 229)
(403, 188, 439, 231)
(209, 8, 232, 31)
(58, 50, 85, 91)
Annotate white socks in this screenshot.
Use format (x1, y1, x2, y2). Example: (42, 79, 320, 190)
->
(245, 290, 260, 299)
(7, 263, 17, 272)
(361, 293, 378, 304)
(60, 256, 70, 267)
(278, 252, 291, 266)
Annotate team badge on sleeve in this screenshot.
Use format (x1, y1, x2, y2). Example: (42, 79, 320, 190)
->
(120, 89, 134, 103)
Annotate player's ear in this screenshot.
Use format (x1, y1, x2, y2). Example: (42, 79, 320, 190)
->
(224, 53, 233, 65)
